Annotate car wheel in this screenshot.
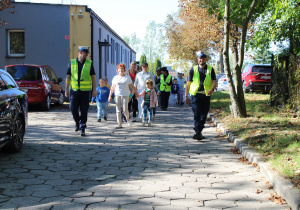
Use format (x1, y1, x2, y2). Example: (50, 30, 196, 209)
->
(8, 116, 24, 153)
(243, 81, 249, 93)
(42, 95, 51, 111)
(56, 92, 64, 106)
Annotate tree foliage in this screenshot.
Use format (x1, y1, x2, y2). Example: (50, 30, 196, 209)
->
(253, 0, 300, 56)
(153, 57, 162, 72)
(139, 54, 147, 65)
(0, 0, 15, 27)
(141, 21, 165, 74)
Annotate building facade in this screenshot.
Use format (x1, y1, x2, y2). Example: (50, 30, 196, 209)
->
(0, 2, 136, 87)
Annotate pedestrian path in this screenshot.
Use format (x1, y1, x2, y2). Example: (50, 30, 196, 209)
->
(0, 104, 290, 209)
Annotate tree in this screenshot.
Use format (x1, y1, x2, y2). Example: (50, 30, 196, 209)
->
(141, 21, 165, 74)
(0, 0, 14, 27)
(153, 57, 162, 72)
(139, 54, 147, 65)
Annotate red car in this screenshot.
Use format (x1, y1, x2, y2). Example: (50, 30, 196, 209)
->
(242, 64, 272, 93)
(5, 64, 64, 111)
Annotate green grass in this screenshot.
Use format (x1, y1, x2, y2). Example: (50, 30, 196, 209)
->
(210, 91, 300, 189)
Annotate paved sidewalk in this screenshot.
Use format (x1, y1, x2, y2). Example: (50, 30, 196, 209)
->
(0, 104, 291, 209)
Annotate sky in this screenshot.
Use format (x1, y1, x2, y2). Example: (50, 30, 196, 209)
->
(16, 0, 180, 40)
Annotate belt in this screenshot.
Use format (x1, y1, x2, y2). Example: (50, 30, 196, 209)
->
(197, 90, 205, 94)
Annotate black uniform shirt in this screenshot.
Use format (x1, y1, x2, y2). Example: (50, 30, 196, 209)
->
(188, 65, 216, 91)
(67, 58, 95, 88)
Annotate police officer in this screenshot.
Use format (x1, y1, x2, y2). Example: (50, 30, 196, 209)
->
(159, 67, 172, 111)
(65, 46, 97, 136)
(185, 51, 217, 140)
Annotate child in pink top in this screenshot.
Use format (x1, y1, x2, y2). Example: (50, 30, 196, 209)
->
(138, 79, 157, 126)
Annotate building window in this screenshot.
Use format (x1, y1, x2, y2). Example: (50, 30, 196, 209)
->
(8, 30, 25, 57)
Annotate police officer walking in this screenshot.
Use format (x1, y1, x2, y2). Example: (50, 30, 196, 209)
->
(65, 46, 97, 136)
(185, 51, 217, 140)
(159, 67, 172, 111)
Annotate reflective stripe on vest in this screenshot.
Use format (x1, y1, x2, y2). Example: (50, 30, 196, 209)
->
(160, 74, 172, 92)
(189, 65, 213, 96)
(70, 59, 92, 91)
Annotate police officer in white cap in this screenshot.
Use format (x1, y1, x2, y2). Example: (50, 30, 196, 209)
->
(65, 46, 97, 136)
(185, 51, 217, 140)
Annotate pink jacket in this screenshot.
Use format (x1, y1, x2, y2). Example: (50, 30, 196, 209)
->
(139, 88, 157, 108)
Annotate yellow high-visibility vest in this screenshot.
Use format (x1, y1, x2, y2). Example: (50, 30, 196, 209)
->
(70, 59, 92, 91)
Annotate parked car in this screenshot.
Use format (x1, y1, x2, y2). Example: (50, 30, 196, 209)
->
(5, 64, 64, 110)
(216, 73, 225, 82)
(242, 64, 272, 93)
(0, 69, 28, 152)
(217, 75, 227, 91)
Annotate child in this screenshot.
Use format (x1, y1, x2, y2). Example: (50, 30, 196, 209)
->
(91, 78, 110, 122)
(138, 79, 157, 127)
(103, 77, 111, 90)
(170, 78, 179, 106)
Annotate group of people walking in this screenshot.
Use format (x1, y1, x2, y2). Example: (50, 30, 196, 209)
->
(65, 46, 217, 141)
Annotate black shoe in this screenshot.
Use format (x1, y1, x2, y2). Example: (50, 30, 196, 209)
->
(181, 102, 184, 106)
(104, 117, 107, 121)
(81, 129, 86, 136)
(192, 133, 204, 140)
(97, 118, 101, 122)
(75, 124, 79, 132)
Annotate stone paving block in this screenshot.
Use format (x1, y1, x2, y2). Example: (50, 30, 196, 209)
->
(73, 196, 106, 204)
(204, 199, 237, 208)
(186, 192, 217, 201)
(52, 202, 87, 210)
(104, 196, 138, 205)
(155, 190, 186, 199)
(154, 205, 188, 210)
(139, 197, 170, 206)
(170, 198, 204, 207)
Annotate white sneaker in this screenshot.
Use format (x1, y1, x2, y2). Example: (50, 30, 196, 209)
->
(142, 122, 146, 126)
(132, 117, 136, 122)
(127, 121, 132, 126)
(148, 121, 152, 127)
(116, 125, 122, 129)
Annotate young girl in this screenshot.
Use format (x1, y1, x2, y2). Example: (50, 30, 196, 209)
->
(138, 79, 157, 127)
(108, 63, 139, 128)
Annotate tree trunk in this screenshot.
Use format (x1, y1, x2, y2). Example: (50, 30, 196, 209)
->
(223, 0, 247, 118)
(219, 49, 224, 73)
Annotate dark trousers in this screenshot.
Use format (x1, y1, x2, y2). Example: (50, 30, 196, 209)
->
(161, 91, 170, 109)
(69, 89, 90, 130)
(128, 94, 138, 118)
(191, 93, 211, 134)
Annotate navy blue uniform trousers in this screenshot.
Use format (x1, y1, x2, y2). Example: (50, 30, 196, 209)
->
(70, 89, 90, 130)
(191, 93, 211, 134)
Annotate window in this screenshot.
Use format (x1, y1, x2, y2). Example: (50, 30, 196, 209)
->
(8, 30, 25, 57)
(0, 72, 18, 89)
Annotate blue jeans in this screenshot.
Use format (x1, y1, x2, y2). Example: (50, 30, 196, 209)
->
(191, 93, 211, 134)
(143, 103, 153, 122)
(96, 101, 108, 119)
(69, 89, 90, 130)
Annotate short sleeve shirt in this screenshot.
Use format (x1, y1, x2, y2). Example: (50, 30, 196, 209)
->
(188, 65, 216, 91)
(112, 75, 132, 96)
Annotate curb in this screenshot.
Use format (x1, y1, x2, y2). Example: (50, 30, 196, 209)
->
(208, 113, 300, 210)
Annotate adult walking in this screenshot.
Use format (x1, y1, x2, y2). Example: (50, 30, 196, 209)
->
(108, 63, 139, 128)
(65, 46, 97, 136)
(185, 51, 217, 140)
(134, 62, 154, 120)
(154, 67, 162, 108)
(158, 67, 172, 111)
(126, 62, 139, 122)
(177, 73, 186, 106)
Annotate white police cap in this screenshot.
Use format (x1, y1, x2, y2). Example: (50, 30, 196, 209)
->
(196, 51, 207, 58)
(78, 46, 90, 53)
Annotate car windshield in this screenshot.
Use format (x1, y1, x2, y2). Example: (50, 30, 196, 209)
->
(252, 66, 272, 73)
(6, 66, 42, 81)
